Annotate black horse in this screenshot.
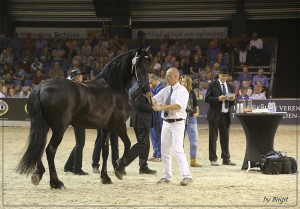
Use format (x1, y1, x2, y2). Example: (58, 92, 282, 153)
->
(17, 47, 151, 189)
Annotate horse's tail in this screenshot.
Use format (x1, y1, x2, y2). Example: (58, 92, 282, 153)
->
(17, 85, 49, 175)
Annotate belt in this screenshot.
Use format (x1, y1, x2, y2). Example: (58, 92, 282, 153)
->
(163, 118, 184, 123)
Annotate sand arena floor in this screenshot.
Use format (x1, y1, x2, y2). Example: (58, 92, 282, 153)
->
(0, 122, 299, 209)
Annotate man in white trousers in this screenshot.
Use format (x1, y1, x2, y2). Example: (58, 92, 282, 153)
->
(146, 67, 193, 186)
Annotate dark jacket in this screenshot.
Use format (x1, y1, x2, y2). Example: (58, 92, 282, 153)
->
(205, 80, 235, 122)
(130, 84, 153, 129)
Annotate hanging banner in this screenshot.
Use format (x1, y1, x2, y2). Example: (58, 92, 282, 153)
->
(15, 27, 104, 39)
(132, 27, 228, 39)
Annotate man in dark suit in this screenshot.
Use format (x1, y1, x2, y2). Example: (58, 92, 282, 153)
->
(126, 82, 156, 174)
(205, 67, 236, 166)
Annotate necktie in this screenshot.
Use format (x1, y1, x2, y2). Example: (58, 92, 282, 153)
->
(164, 86, 173, 117)
(222, 83, 229, 109)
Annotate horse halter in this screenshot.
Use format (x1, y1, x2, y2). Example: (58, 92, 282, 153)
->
(131, 52, 140, 82)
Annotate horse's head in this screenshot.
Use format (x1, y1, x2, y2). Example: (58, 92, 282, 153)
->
(131, 46, 152, 94)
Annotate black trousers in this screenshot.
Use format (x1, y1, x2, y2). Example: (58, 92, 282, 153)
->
(65, 125, 86, 171)
(92, 129, 119, 168)
(208, 113, 231, 162)
(124, 128, 150, 169)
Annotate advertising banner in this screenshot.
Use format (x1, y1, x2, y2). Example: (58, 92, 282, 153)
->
(132, 27, 228, 39)
(0, 99, 299, 125)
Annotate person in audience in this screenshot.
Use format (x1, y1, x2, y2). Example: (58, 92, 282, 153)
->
(34, 33, 48, 56)
(220, 37, 234, 66)
(239, 81, 253, 97)
(189, 54, 202, 77)
(252, 68, 269, 88)
(247, 32, 263, 65)
(250, 85, 266, 100)
(19, 86, 31, 98)
(39, 46, 52, 67)
(18, 55, 31, 76)
(256, 80, 268, 98)
(0, 81, 6, 98)
(13, 66, 25, 86)
(235, 33, 249, 66)
(22, 32, 35, 56)
(4, 73, 14, 90)
(161, 54, 174, 72)
(32, 69, 46, 87)
(169, 40, 181, 60)
(48, 61, 65, 79)
(206, 40, 220, 67)
(81, 39, 92, 60)
(237, 87, 250, 101)
(238, 66, 253, 87)
(52, 42, 65, 63)
(7, 88, 19, 98)
(197, 81, 207, 99)
(30, 56, 44, 75)
(67, 58, 80, 77)
(0, 48, 14, 67)
(180, 43, 191, 64)
(149, 56, 161, 75)
(91, 61, 104, 80)
(0, 63, 13, 78)
(10, 32, 23, 63)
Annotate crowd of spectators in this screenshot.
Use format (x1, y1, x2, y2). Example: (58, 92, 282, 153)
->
(0, 31, 269, 100)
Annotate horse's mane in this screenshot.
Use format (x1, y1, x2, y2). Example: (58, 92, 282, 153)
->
(97, 49, 137, 91)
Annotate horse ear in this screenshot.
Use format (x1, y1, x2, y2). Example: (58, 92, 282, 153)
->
(146, 45, 151, 53)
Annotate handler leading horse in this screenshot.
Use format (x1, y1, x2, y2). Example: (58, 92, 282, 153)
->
(17, 47, 151, 189)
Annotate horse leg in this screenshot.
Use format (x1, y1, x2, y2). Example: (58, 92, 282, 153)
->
(100, 129, 112, 184)
(46, 129, 66, 189)
(31, 159, 45, 186)
(114, 124, 131, 180)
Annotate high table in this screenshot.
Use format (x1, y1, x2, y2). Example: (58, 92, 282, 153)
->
(235, 112, 286, 170)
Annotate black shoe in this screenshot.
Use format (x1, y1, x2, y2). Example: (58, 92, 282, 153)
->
(222, 160, 236, 166)
(121, 168, 127, 175)
(139, 167, 157, 174)
(73, 169, 89, 175)
(64, 167, 73, 173)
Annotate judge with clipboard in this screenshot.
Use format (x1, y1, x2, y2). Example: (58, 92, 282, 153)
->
(205, 67, 236, 166)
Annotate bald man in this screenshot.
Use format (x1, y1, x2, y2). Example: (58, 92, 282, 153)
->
(147, 68, 193, 186)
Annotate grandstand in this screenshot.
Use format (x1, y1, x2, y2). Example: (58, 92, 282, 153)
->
(0, 0, 299, 98)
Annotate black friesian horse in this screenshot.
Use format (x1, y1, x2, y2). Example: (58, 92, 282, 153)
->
(17, 47, 151, 189)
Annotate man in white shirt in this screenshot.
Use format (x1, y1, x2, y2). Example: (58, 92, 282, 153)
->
(248, 32, 263, 65)
(147, 67, 193, 186)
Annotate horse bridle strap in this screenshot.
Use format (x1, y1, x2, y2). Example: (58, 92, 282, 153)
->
(131, 52, 139, 82)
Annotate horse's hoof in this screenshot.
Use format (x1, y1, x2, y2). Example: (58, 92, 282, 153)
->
(114, 169, 123, 180)
(50, 180, 66, 189)
(101, 178, 113, 184)
(31, 173, 41, 186)
(51, 185, 66, 190)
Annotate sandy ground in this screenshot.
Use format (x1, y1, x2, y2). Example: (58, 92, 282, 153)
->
(0, 123, 299, 209)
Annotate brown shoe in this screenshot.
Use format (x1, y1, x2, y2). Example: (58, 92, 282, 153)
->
(190, 157, 202, 167)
